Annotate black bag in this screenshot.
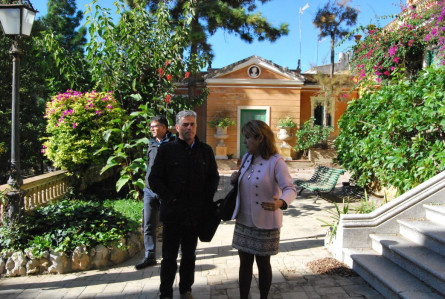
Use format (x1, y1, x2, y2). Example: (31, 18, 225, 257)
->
(198, 202, 220, 242)
(216, 155, 250, 221)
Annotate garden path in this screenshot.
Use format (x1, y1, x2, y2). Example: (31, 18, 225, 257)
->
(0, 169, 382, 298)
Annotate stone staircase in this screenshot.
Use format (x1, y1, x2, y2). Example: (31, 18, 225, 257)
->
(344, 204, 445, 298)
(329, 171, 445, 298)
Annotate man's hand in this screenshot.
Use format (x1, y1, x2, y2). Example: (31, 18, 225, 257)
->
(261, 196, 283, 211)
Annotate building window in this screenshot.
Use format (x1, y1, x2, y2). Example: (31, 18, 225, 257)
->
(314, 103, 331, 126)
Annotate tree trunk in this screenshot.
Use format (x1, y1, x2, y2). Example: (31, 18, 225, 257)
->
(325, 34, 335, 127)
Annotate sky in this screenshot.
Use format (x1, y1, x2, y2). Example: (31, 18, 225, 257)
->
(30, 0, 404, 72)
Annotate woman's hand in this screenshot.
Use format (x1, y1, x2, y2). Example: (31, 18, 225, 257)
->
(261, 196, 284, 211)
(230, 171, 240, 184)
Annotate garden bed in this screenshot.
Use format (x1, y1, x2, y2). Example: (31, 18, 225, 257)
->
(0, 198, 144, 277)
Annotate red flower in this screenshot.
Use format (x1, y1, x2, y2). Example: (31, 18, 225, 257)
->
(166, 74, 172, 81)
(158, 68, 164, 76)
(165, 60, 170, 66)
(184, 71, 190, 79)
(165, 94, 171, 104)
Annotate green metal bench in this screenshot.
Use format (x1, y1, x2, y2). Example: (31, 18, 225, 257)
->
(294, 166, 345, 203)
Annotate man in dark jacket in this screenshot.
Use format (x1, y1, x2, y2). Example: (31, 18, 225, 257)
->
(135, 115, 175, 270)
(149, 110, 219, 299)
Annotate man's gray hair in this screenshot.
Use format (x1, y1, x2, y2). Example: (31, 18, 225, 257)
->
(176, 110, 197, 124)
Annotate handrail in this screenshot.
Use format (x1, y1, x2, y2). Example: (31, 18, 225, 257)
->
(0, 170, 70, 222)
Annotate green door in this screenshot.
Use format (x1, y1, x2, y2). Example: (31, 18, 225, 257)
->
(239, 109, 267, 157)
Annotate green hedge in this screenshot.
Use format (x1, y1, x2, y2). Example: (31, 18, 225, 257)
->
(336, 67, 445, 194)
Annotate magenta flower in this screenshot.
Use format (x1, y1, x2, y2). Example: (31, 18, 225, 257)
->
(388, 45, 398, 56)
(393, 56, 400, 63)
(72, 122, 77, 129)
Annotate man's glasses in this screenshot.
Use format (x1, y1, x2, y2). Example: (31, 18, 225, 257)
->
(150, 125, 160, 129)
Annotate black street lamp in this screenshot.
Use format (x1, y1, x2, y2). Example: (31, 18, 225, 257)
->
(0, 0, 37, 222)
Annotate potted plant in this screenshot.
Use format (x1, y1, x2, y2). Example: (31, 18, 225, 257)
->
(277, 116, 297, 144)
(208, 117, 236, 137)
(208, 117, 236, 129)
(294, 117, 333, 158)
(277, 116, 297, 128)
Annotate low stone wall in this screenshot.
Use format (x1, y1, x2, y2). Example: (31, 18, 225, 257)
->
(0, 233, 143, 277)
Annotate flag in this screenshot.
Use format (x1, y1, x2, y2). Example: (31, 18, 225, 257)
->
(299, 3, 310, 14)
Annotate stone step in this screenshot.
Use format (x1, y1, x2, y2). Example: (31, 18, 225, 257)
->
(370, 234, 445, 296)
(424, 204, 445, 224)
(397, 219, 445, 257)
(344, 248, 442, 299)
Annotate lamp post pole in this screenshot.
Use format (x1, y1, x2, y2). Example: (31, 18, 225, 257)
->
(6, 36, 23, 222)
(0, 0, 37, 223)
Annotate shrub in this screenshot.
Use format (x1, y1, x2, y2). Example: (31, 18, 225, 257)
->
(0, 199, 140, 257)
(350, 2, 445, 87)
(42, 90, 124, 174)
(294, 118, 333, 155)
(336, 67, 445, 193)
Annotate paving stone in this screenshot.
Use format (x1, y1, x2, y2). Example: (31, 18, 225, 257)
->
(282, 291, 310, 299)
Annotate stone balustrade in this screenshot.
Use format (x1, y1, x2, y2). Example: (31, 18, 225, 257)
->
(0, 170, 70, 222)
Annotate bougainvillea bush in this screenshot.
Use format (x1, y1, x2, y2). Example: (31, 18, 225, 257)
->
(336, 67, 445, 194)
(335, 2, 445, 194)
(350, 1, 445, 87)
(42, 90, 123, 174)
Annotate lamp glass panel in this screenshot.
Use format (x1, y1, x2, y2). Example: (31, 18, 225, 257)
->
(21, 8, 36, 36)
(0, 8, 20, 35)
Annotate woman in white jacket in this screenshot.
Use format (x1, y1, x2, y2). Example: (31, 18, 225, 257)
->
(230, 120, 297, 299)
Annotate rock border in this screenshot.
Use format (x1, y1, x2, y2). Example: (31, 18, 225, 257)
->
(0, 233, 143, 277)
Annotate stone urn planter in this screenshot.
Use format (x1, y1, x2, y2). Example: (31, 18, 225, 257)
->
(214, 126, 230, 159)
(277, 127, 293, 161)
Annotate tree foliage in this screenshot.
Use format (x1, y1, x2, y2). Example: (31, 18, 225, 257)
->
(313, 0, 358, 77)
(78, 0, 207, 199)
(313, 0, 357, 127)
(41, 0, 87, 53)
(336, 67, 445, 194)
(126, 0, 289, 59)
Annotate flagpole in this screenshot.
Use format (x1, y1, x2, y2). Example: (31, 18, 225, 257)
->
(299, 4, 309, 67)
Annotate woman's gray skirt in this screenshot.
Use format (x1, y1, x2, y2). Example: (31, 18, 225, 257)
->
(232, 222, 280, 256)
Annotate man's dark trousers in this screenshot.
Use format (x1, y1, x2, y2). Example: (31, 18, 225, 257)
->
(143, 187, 158, 259)
(159, 222, 198, 298)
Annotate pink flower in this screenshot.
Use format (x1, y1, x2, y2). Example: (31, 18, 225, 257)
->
(165, 94, 171, 104)
(388, 45, 398, 56)
(384, 71, 390, 76)
(408, 39, 414, 47)
(432, 28, 438, 36)
(343, 94, 348, 98)
(72, 122, 77, 129)
(425, 34, 432, 42)
(393, 56, 400, 63)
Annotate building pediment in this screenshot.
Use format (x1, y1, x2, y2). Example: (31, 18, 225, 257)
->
(205, 55, 305, 86)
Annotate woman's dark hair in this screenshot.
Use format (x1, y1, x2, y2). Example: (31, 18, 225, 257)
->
(150, 115, 168, 128)
(241, 120, 278, 159)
